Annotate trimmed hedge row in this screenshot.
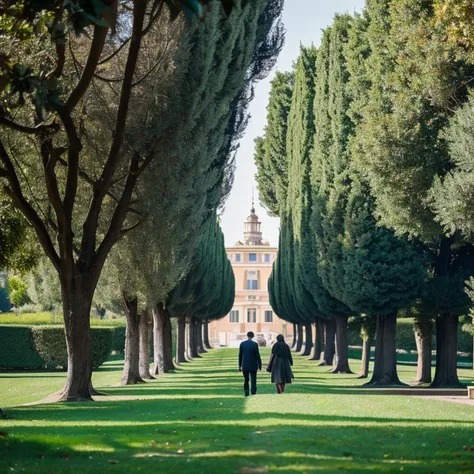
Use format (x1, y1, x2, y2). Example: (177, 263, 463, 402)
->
(348, 318, 473, 353)
(0, 325, 44, 369)
(0, 325, 114, 370)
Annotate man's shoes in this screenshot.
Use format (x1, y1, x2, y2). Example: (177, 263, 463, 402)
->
(244, 391, 249, 397)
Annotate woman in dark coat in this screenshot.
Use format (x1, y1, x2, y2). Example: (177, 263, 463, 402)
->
(267, 334, 293, 393)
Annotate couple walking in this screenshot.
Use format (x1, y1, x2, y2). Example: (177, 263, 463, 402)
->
(238, 331, 293, 396)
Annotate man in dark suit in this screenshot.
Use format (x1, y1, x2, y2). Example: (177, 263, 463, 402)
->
(238, 331, 262, 396)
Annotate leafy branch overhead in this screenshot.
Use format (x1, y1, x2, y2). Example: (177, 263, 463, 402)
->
(0, 0, 235, 106)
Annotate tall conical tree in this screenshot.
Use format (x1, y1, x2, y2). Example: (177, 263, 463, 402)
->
(310, 20, 356, 373)
(255, 71, 294, 217)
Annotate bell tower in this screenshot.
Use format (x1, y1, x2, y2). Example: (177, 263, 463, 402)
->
(243, 193, 263, 246)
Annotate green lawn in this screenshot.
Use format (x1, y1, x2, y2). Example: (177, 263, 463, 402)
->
(1, 349, 474, 473)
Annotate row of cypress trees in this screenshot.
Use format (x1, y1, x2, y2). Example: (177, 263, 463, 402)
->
(257, 1, 474, 388)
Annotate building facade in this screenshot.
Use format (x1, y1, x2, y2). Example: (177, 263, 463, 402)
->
(209, 205, 293, 347)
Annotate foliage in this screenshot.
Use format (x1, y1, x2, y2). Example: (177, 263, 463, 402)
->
(0, 201, 39, 274)
(434, 0, 474, 57)
(254, 71, 293, 217)
(26, 258, 61, 312)
(7, 275, 31, 307)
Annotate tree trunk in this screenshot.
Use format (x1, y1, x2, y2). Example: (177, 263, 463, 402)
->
(358, 318, 375, 378)
(139, 309, 154, 379)
(176, 314, 187, 364)
(190, 317, 201, 359)
(330, 315, 352, 373)
(197, 320, 206, 353)
(152, 306, 164, 375)
(290, 324, 297, 349)
(160, 305, 174, 373)
(59, 279, 93, 401)
(120, 292, 143, 385)
(203, 320, 212, 350)
(320, 319, 336, 366)
(309, 320, 322, 360)
(295, 324, 303, 352)
(300, 323, 313, 356)
(414, 318, 432, 384)
(431, 313, 463, 388)
(366, 313, 403, 386)
(185, 316, 193, 361)
(430, 239, 462, 387)
(358, 336, 372, 379)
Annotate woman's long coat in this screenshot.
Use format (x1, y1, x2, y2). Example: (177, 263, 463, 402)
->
(268, 342, 293, 384)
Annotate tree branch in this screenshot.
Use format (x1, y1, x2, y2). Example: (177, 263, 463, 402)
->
(132, 39, 170, 88)
(66, 24, 109, 111)
(47, 42, 66, 79)
(98, 36, 131, 65)
(80, 0, 148, 268)
(119, 219, 142, 237)
(94, 153, 141, 271)
(54, 106, 82, 217)
(0, 116, 59, 135)
(0, 140, 60, 270)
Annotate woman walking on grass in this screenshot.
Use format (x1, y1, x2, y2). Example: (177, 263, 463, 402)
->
(267, 334, 293, 393)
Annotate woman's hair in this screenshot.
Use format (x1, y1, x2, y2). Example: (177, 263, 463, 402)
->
(272, 334, 288, 356)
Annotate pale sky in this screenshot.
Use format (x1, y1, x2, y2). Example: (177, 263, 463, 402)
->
(220, 0, 366, 247)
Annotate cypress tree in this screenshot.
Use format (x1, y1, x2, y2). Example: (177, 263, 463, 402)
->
(310, 20, 355, 373)
(255, 71, 294, 217)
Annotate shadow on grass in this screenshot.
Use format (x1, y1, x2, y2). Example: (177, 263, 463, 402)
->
(2, 349, 474, 474)
(2, 397, 474, 474)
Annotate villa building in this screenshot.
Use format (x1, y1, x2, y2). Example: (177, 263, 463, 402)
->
(208, 204, 293, 347)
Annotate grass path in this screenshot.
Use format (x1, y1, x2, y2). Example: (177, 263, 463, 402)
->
(1, 349, 474, 473)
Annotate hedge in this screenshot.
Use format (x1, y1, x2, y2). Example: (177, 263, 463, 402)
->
(0, 325, 44, 369)
(348, 318, 473, 353)
(0, 325, 114, 370)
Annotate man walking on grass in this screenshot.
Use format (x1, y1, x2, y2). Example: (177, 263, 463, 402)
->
(238, 331, 262, 396)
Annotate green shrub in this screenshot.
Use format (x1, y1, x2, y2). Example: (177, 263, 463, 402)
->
(31, 326, 67, 368)
(32, 326, 114, 369)
(0, 325, 114, 370)
(0, 325, 45, 369)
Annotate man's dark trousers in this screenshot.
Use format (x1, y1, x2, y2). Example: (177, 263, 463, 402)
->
(243, 371, 257, 396)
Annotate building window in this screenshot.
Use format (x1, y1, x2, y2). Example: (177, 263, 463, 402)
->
(264, 254, 271, 263)
(229, 310, 239, 323)
(246, 270, 258, 290)
(249, 253, 257, 262)
(235, 254, 241, 262)
(264, 310, 273, 322)
(247, 308, 257, 323)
